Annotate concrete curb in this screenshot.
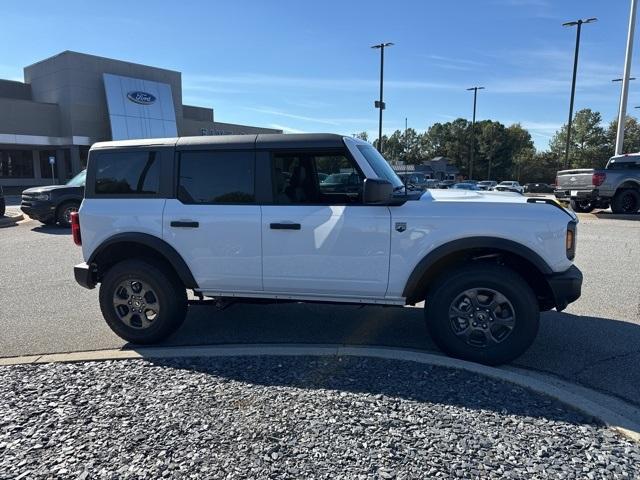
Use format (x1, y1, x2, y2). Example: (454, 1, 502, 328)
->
(1, 343, 639, 443)
(0, 213, 24, 227)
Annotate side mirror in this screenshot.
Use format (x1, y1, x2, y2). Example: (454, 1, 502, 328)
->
(363, 178, 393, 204)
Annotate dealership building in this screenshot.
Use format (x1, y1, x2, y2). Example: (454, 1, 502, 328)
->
(0, 50, 280, 190)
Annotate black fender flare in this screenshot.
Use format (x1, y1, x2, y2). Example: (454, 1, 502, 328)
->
(402, 236, 553, 301)
(88, 232, 198, 288)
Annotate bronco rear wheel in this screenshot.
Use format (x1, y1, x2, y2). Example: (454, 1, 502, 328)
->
(424, 264, 539, 365)
(99, 259, 187, 344)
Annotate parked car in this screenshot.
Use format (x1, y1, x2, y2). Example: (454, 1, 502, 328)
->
(437, 180, 456, 189)
(0, 186, 5, 217)
(21, 170, 86, 227)
(477, 180, 497, 191)
(425, 179, 441, 189)
(452, 182, 481, 190)
(524, 183, 554, 194)
(555, 153, 640, 213)
(320, 172, 362, 194)
(495, 181, 524, 194)
(72, 134, 582, 366)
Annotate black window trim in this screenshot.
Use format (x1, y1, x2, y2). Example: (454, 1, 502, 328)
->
(176, 148, 258, 206)
(262, 147, 370, 207)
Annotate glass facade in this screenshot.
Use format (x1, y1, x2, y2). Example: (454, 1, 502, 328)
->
(0, 150, 34, 178)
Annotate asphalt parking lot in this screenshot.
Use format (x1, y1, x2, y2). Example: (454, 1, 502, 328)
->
(0, 212, 639, 406)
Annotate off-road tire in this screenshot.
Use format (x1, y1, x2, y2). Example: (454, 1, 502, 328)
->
(611, 189, 640, 214)
(570, 199, 595, 213)
(99, 259, 187, 344)
(424, 263, 539, 366)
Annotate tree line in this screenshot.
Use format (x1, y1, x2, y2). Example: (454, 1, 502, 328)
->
(355, 109, 640, 183)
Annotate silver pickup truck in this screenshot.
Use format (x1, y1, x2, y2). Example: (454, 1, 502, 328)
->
(555, 154, 640, 213)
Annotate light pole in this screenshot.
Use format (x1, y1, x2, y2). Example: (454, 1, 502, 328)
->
(613, 78, 636, 130)
(372, 42, 394, 153)
(467, 86, 484, 179)
(615, 0, 638, 155)
(562, 17, 597, 169)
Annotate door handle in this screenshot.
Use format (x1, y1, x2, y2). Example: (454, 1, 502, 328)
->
(270, 222, 301, 230)
(170, 220, 199, 228)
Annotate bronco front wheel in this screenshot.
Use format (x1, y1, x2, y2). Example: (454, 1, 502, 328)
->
(424, 264, 539, 365)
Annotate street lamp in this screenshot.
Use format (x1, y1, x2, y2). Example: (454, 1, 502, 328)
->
(562, 17, 597, 169)
(466, 86, 484, 179)
(371, 42, 394, 153)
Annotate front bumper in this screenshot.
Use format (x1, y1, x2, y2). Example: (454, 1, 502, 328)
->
(545, 265, 583, 311)
(20, 201, 56, 221)
(74, 262, 96, 289)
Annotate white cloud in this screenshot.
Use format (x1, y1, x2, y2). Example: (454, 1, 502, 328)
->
(268, 124, 307, 134)
(184, 73, 461, 93)
(244, 106, 373, 127)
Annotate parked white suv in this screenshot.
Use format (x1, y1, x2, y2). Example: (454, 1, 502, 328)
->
(495, 181, 524, 194)
(72, 134, 582, 365)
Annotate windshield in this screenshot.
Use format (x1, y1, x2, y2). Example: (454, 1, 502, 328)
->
(356, 145, 404, 189)
(66, 169, 86, 187)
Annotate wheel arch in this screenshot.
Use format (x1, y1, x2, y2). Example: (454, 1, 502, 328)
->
(616, 180, 640, 191)
(88, 233, 198, 289)
(402, 237, 554, 308)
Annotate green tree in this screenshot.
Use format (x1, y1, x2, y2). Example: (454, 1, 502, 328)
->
(550, 109, 608, 168)
(421, 118, 471, 173)
(354, 131, 369, 142)
(605, 116, 640, 156)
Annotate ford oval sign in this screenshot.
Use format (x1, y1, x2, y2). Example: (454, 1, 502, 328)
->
(126, 91, 156, 105)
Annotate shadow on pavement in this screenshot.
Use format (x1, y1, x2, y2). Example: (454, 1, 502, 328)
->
(124, 302, 640, 406)
(593, 211, 640, 221)
(30, 225, 70, 235)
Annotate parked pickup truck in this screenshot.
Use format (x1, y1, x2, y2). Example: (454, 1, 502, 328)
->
(555, 154, 640, 213)
(71, 134, 582, 366)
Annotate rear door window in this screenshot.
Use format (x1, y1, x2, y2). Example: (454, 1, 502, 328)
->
(94, 151, 160, 195)
(178, 150, 255, 204)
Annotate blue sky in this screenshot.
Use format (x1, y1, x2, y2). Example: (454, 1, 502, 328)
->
(1, 0, 638, 149)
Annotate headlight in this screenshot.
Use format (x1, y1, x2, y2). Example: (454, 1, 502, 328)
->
(34, 193, 50, 201)
(566, 221, 576, 260)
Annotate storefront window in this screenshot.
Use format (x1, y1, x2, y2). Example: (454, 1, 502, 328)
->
(0, 150, 34, 178)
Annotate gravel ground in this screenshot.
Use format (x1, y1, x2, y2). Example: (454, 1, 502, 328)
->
(1, 356, 639, 479)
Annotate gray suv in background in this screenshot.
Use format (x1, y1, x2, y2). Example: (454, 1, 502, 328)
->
(555, 154, 640, 213)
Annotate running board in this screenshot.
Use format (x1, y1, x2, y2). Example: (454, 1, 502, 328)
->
(193, 290, 406, 306)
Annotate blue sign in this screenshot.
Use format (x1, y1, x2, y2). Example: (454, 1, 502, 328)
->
(126, 91, 156, 105)
(48, 156, 55, 165)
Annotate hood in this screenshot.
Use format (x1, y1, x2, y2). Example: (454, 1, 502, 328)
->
(22, 184, 76, 194)
(420, 189, 577, 220)
(424, 189, 528, 204)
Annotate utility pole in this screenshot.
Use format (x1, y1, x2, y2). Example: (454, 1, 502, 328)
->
(562, 17, 597, 169)
(372, 42, 394, 153)
(615, 0, 638, 155)
(467, 86, 484, 179)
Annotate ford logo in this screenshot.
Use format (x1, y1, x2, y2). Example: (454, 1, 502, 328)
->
(126, 91, 156, 105)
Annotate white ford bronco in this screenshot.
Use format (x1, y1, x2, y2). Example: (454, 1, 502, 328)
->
(72, 134, 582, 365)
